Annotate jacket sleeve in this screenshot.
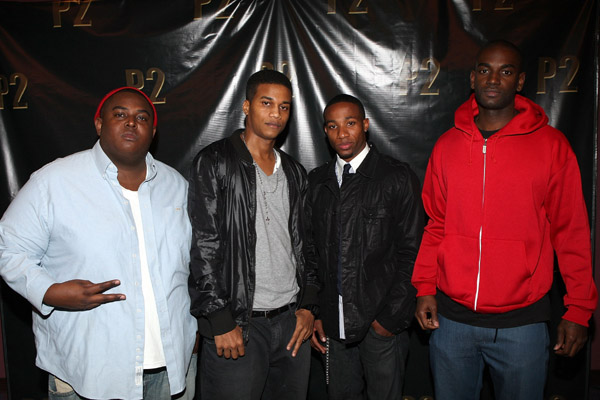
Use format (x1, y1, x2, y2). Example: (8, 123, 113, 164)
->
(0, 173, 57, 316)
(411, 146, 445, 298)
(188, 148, 236, 335)
(376, 166, 424, 333)
(545, 136, 597, 327)
(299, 167, 320, 307)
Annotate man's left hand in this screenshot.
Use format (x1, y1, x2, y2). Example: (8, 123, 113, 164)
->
(287, 309, 315, 357)
(554, 319, 588, 357)
(371, 320, 394, 337)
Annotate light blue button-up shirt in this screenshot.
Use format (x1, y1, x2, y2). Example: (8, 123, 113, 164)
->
(0, 142, 195, 399)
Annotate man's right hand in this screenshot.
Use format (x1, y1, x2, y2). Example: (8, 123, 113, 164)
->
(415, 295, 439, 330)
(310, 319, 327, 354)
(214, 326, 245, 359)
(43, 279, 125, 310)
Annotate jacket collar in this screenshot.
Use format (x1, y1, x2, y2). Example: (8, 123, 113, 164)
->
(324, 143, 380, 190)
(349, 143, 379, 179)
(228, 129, 254, 164)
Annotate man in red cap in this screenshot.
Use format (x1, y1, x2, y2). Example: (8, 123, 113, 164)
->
(0, 87, 197, 399)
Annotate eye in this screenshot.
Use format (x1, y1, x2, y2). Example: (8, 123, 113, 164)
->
(502, 70, 513, 76)
(114, 112, 126, 118)
(478, 68, 488, 74)
(262, 101, 271, 106)
(327, 124, 337, 130)
(347, 121, 356, 127)
(280, 105, 289, 111)
(137, 115, 148, 122)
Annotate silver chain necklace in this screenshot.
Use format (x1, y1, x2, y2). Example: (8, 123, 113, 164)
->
(241, 132, 278, 224)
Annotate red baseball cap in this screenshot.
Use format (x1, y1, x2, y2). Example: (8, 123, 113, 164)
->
(94, 87, 157, 127)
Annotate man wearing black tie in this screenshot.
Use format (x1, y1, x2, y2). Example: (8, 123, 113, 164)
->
(307, 94, 423, 400)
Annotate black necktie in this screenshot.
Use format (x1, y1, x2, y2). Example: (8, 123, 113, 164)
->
(338, 163, 352, 294)
(342, 163, 352, 183)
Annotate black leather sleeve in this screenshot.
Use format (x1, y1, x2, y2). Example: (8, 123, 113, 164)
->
(187, 144, 236, 335)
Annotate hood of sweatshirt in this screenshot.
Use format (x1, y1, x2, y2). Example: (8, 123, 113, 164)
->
(455, 94, 549, 163)
(455, 93, 548, 137)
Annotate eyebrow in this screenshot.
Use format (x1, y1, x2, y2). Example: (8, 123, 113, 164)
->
(325, 116, 359, 124)
(477, 62, 517, 69)
(260, 96, 291, 105)
(111, 105, 151, 115)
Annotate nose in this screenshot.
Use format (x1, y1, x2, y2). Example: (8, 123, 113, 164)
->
(126, 116, 137, 127)
(270, 107, 281, 119)
(487, 71, 500, 85)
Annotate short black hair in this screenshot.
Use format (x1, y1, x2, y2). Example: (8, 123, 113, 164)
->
(323, 94, 366, 121)
(246, 69, 292, 101)
(476, 40, 524, 73)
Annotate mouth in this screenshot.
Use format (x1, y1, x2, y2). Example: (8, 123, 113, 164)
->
(121, 132, 137, 141)
(337, 142, 353, 151)
(266, 122, 281, 129)
(483, 89, 501, 97)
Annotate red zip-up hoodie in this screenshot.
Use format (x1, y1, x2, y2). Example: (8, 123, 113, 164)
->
(412, 94, 597, 326)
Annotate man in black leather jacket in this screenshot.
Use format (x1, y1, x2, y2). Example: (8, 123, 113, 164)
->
(188, 70, 319, 400)
(308, 94, 423, 400)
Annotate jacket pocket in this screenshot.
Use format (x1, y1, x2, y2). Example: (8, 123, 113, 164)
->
(476, 238, 531, 310)
(437, 234, 479, 306)
(361, 206, 391, 249)
(437, 234, 532, 311)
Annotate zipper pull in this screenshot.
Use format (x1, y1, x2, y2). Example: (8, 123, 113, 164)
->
(483, 139, 487, 154)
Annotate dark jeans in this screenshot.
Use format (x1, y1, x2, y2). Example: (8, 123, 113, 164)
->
(200, 308, 310, 400)
(326, 327, 409, 400)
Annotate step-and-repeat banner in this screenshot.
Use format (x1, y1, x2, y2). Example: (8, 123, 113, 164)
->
(0, 1, 597, 399)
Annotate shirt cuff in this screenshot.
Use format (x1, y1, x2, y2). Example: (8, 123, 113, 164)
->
(415, 282, 437, 297)
(562, 307, 592, 327)
(28, 272, 57, 316)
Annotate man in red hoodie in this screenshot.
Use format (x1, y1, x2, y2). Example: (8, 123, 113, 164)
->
(412, 40, 597, 400)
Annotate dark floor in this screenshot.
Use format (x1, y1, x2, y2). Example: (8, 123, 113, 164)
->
(591, 370, 600, 400)
(0, 374, 597, 400)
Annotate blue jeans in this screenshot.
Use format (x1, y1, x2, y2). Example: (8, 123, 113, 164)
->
(429, 315, 549, 400)
(175, 352, 198, 400)
(48, 368, 171, 400)
(200, 308, 310, 400)
(327, 327, 409, 400)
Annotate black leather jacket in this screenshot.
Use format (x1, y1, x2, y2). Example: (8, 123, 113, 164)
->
(307, 145, 423, 343)
(188, 130, 319, 339)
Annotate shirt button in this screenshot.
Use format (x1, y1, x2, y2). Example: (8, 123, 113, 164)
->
(136, 348, 141, 353)
(137, 308, 142, 313)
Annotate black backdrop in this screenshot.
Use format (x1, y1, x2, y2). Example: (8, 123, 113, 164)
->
(0, 1, 597, 399)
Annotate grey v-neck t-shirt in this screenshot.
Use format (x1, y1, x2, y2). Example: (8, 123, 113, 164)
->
(252, 150, 299, 310)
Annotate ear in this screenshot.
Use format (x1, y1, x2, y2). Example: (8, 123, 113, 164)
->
(152, 127, 157, 137)
(517, 72, 526, 91)
(470, 70, 475, 90)
(94, 118, 103, 137)
(363, 118, 370, 132)
(243, 99, 250, 115)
